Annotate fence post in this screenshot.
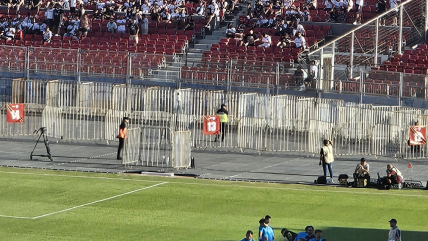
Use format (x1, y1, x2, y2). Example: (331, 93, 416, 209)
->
(77, 50, 82, 84)
(398, 5, 403, 54)
(359, 68, 364, 104)
(26, 47, 31, 81)
(275, 62, 279, 95)
(399, 72, 403, 107)
(126, 52, 131, 115)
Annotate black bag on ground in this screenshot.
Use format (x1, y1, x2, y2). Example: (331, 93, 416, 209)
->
(315, 176, 327, 184)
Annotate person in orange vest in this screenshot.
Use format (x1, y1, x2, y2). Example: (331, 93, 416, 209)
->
(117, 117, 129, 160)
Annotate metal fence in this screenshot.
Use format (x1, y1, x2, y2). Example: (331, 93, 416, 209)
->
(1, 79, 428, 160)
(2, 40, 428, 100)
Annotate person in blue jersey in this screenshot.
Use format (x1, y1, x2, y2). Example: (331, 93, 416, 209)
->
(294, 226, 314, 241)
(258, 218, 266, 241)
(241, 230, 256, 241)
(261, 218, 274, 241)
(264, 215, 275, 241)
(309, 230, 325, 241)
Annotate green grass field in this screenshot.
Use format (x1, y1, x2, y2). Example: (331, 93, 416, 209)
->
(0, 167, 427, 241)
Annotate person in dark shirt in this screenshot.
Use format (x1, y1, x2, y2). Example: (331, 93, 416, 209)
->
(128, 18, 139, 43)
(243, 29, 258, 46)
(52, 4, 63, 35)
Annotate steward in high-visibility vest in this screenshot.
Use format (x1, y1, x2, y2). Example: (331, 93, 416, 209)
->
(117, 117, 129, 160)
(215, 104, 228, 142)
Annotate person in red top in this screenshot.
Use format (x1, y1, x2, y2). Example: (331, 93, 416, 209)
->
(117, 117, 129, 160)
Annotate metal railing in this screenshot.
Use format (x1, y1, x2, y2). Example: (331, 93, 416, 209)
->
(1, 79, 427, 159)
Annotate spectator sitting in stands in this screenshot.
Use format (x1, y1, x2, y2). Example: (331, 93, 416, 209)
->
(324, 0, 334, 21)
(122, 0, 133, 11)
(293, 22, 305, 36)
(0, 29, 7, 40)
(92, 9, 103, 20)
(277, 33, 291, 48)
(4, 23, 16, 40)
(345, 0, 353, 13)
(256, 15, 269, 28)
(141, 0, 151, 14)
(294, 32, 306, 49)
(159, 8, 171, 22)
(242, 29, 259, 46)
(107, 17, 117, 34)
(258, 32, 272, 48)
(196, 0, 206, 15)
(294, 226, 315, 241)
(7, 0, 24, 16)
(272, 0, 282, 16)
(263, 1, 273, 17)
(276, 18, 287, 36)
(30, 19, 46, 35)
(301, 6, 311, 21)
(185, 15, 195, 30)
(226, 23, 236, 38)
(307, 0, 317, 9)
(42, 26, 53, 43)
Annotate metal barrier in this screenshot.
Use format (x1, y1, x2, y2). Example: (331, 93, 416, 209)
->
(123, 127, 141, 166)
(2, 79, 428, 159)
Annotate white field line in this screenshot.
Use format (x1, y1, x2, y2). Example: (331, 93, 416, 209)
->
(0, 214, 33, 219)
(1, 170, 428, 198)
(31, 182, 168, 219)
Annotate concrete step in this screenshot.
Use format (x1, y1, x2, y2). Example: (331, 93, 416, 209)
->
(193, 43, 212, 51)
(188, 48, 205, 54)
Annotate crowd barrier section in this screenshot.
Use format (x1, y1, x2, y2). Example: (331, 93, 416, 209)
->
(172, 130, 192, 168)
(3, 79, 428, 159)
(123, 127, 141, 166)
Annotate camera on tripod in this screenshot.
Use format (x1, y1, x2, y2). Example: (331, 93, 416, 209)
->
(30, 127, 53, 161)
(33, 127, 47, 135)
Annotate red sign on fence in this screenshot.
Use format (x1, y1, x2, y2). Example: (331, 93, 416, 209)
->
(203, 116, 220, 135)
(409, 125, 426, 145)
(6, 104, 25, 123)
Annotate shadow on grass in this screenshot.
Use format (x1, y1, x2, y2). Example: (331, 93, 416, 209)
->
(272, 226, 428, 241)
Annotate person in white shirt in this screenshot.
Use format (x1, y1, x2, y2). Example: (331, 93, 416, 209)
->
(5, 23, 16, 40)
(106, 18, 117, 33)
(141, 0, 151, 13)
(293, 23, 305, 36)
(70, 0, 77, 15)
(43, 26, 53, 43)
(116, 16, 127, 33)
(225, 23, 236, 38)
(96, 0, 106, 9)
(294, 32, 306, 49)
(258, 33, 272, 48)
(196, 1, 205, 15)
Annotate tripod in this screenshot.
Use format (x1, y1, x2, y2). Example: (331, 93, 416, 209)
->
(30, 127, 53, 161)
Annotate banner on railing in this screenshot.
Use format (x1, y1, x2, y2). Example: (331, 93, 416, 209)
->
(203, 115, 220, 135)
(409, 125, 426, 145)
(6, 103, 24, 123)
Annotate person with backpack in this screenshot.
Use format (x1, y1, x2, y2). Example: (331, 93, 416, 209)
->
(320, 139, 334, 180)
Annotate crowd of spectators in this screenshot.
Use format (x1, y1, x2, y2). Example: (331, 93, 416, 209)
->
(240, 215, 326, 241)
(0, 0, 242, 44)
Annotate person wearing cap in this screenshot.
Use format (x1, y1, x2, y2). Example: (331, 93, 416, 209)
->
(117, 117, 129, 160)
(353, 158, 370, 184)
(320, 139, 334, 180)
(241, 230, 256, 241)
(388, 218, 401, 241)
(215, 103, 228, 142)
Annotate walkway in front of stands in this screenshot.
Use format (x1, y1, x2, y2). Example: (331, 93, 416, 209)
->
(0, 137, 427, 186)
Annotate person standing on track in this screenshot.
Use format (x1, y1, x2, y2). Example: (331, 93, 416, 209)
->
(215, 104, 228, 142)
(117, 117, 129, 160)
(320, 139, 334, 180)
